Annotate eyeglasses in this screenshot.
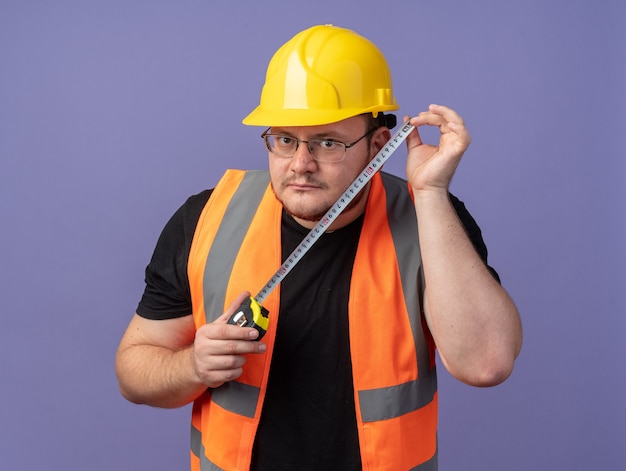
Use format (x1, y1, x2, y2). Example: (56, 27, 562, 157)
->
(261, 127, 377, 162)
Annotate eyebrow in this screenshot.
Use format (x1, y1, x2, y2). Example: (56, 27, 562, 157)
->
(270, 128, 348, 140)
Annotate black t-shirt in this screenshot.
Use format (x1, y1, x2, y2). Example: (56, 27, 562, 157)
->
(136, 188, 496, 470)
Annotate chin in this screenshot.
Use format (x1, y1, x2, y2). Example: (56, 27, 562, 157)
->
(271, 183, 340, 222)
(283, 205, 328, 222)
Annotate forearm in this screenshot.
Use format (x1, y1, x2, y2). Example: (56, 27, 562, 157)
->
(415, 190, 522, 386)
(115, 343, 206, 409)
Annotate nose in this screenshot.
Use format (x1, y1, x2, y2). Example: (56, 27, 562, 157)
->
(288, 141, 318, 173)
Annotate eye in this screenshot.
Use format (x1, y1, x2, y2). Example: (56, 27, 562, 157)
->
(276, 136, 295, 147)
(316, 140, 342, 151)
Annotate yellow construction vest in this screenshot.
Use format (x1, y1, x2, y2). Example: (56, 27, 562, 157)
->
(188, 170, 438, 471)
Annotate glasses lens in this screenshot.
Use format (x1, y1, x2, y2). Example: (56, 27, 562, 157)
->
(263, 134, 346, 162)
(309, 140, 345, 162)
(265, 135, 297, 157)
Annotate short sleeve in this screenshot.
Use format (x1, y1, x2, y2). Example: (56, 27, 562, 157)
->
(450, 193, 500, 283)
(136, 190, 212, 319)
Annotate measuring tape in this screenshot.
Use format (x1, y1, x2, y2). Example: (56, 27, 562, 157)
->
(227, 120, 416, 338)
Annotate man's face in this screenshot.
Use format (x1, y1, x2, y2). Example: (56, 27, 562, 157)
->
(267, 115, 377, 229)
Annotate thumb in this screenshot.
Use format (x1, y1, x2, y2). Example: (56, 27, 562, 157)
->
(215, 291, 252, 324)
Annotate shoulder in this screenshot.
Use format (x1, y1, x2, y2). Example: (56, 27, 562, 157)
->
(136, 189, 213, 320)
(179, 190, 213, 225)
(160, 190, 214, 240)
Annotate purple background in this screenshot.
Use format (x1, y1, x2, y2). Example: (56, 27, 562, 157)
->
(1, 1, 624, 469)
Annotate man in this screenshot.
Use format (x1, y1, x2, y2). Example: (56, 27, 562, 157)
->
(115, 25, 522, 471)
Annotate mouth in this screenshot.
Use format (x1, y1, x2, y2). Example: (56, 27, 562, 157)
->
(284, 178, 325, 191)
(288, 183, 318, 191)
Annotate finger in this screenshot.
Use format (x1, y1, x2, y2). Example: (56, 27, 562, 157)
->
(215, 291, 252, 324)
(200, 367, 244, 387)
(447, 121, 471, 145)
(428, 103, 465, 125)
(428, 105, 469, 141)
(201, 351, 248, 371)
(409, 113, 446, 135)
(194, 337, 266, 381)
(410, 115, 470, 153)
(193, 336, 265, 387)
(411, 105, 465, 133)
(200, 320, 263, 344)
(194, 356, 246, 387)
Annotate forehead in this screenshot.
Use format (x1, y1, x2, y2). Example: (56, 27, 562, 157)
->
(271, 115, 368, 137)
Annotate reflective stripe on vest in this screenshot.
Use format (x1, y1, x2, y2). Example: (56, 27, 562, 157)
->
(200, 171, 269, 421)
(188, 170, 438, 470)
(359, 373, 436, 422)
(202, 171, 270, 325)
(349, 172, 437, 470)
(191, 424, 224, 471)
(384, 173, 432, 388)
(357, 172, 436, 425)
(411, 446, 438, 471)
(188, 169, 281, 471)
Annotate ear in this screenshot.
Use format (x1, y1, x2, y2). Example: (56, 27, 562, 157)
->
(370, 127, 392, 154)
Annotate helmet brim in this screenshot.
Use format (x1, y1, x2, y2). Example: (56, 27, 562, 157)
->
(242, 104, 400, 127)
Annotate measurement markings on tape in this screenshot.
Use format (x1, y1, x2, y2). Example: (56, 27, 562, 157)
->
(228, 120, 415, 337)
(257, 120, 414, 303)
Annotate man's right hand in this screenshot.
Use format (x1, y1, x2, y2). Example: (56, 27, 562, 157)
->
(192, 291, 267, 388)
